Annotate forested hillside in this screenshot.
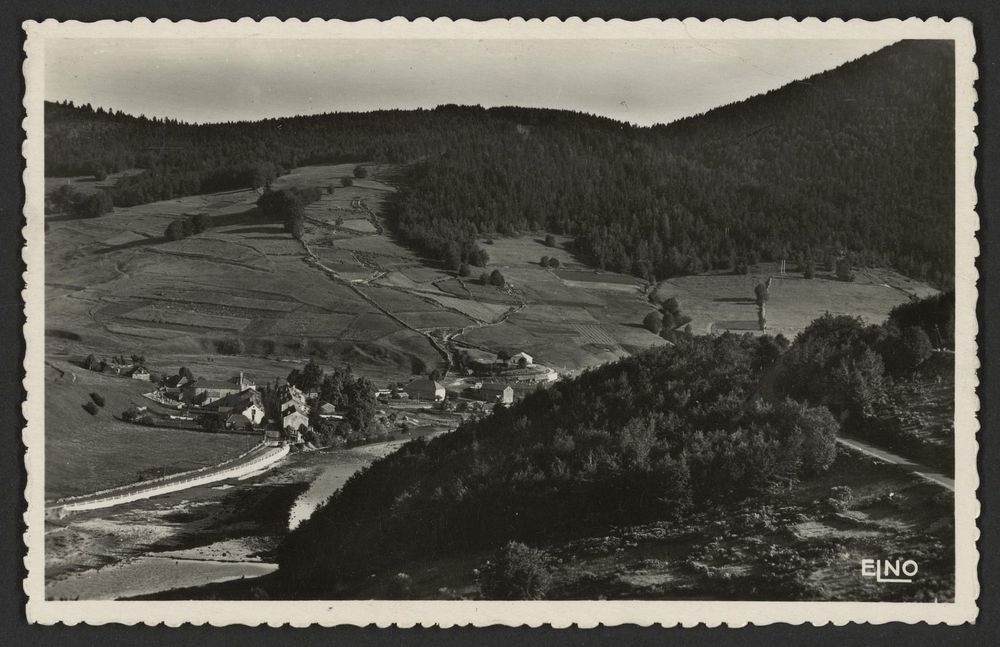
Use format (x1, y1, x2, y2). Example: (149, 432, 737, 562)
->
(45, 40, 954, 284)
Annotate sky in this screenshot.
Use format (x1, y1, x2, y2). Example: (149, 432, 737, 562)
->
(44, 37, 894, 126)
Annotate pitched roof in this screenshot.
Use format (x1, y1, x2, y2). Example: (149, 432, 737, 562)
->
(187, 379, 239, 391)
(480, 382, 513, 393)
(317, 402, 337, 415)
(211, 388, 262, 411)
(406, 377, 444, 391)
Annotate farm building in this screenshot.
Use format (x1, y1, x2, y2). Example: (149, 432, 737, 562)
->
(479, 383, 514, 405)
(405, 377, 446, 402)
(281, 400, 310, 433)
(317, 401, 342, 420)
(182, 379, 244, 405)
(225, 413, 253, 431)
(235, 371, 256, 391)
(510, 352, 534, 367)
(163, 374, 191, 388)
(280, 384, 307, 411)
(209, 388, 265, 425)
(129, 366, 151, 381)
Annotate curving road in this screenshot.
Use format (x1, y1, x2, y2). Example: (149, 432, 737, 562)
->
(47, 443, 289, 514)
(837, 435, 954, 492)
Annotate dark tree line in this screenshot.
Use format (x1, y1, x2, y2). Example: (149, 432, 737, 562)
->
(46, 40, 953, 285)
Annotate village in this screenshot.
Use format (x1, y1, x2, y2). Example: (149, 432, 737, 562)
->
(79, 346, 559, 449)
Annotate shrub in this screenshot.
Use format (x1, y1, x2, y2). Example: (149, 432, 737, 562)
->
(216, 338, 245, 355)
(341, 176, 354, 187)
(544, 234, 556, 247)
(353, 165, 368, 179)
(828, 485, 855, 510)
(89, 392, 105, 407)
(82, 402, 99, 415)
(540, 255, 549, 267)
(547, 257, 560, 268)
(489, 269, 506, 287)
(478, 542, 552, 600)
(642, 310, 663, 334)
(191, 213, 210, 233)
(165, 220, 186, 240)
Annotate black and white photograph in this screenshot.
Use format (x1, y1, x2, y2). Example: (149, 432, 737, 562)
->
(21, 17, 978, 626)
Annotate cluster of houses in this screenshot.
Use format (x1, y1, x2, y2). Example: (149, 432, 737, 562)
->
(150, 371, 343, 442)
(401, 376, 515, 406)
(120, 345, 556, 442)
(85, 354, 151, 381)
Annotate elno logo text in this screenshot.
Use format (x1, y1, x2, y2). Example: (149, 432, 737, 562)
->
(861, 558, 919, 583)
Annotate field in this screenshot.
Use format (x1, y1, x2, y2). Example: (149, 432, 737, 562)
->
(43, 360, 254, 500)
(44, 162, 938, 497)
(652, 265, 937, 338)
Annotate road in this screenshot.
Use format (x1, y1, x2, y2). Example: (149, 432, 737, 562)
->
(47, 443, 289, 514)
(837, 435, 955, 492)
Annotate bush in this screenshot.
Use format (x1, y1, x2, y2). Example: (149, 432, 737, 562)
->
(827, 485, 855, 511)
(458, 263, 471, 277)
(478, 542, 552, 600)
(544, 234, 556, 247)
(547, 257, 560, 269)
(191, 213, 210, 234)
(82, 402, 99, 415)
(540, 255, 549, 266)
(642, 310, 663, 334)
(89, 392, 105, 407)
(341, 176, 354, 187)
(489, 269, 506, 287)
(165, 220, 187, 240)
(353, 165, 368, 179)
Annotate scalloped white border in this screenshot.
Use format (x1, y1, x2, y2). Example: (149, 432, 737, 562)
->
(21, 16, 980, 627)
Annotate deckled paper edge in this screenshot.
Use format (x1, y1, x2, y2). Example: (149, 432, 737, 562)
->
(21, 16, 980, 628)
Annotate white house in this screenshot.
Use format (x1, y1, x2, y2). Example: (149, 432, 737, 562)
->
(211, 388, 265, 425)
(405, 377, 446, 402)
(510, 352, 534, 367)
